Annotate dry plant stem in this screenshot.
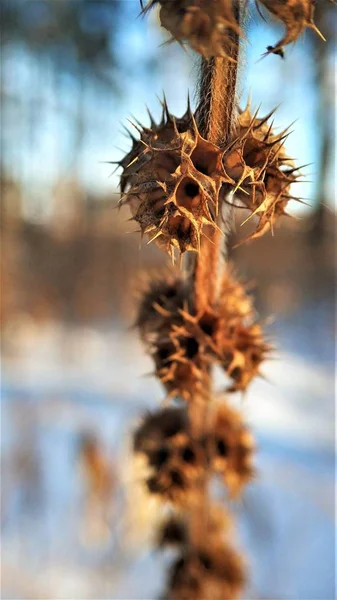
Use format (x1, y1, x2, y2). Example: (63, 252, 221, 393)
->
(195, 27, 241, 310)
(189, 9, 241, 550)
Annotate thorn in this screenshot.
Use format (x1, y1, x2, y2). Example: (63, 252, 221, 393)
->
(126, 118, 142, 134)
(145, 105, 156, 128)
(120, 123, 137, 141)
(147, 230, 163, 245)
(310, 22, 326, 42)
(255, 106, 280, 131)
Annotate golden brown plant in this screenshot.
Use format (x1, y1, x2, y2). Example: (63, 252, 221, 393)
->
(114, 1, 332, 597)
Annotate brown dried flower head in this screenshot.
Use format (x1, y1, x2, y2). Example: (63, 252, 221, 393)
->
(142, 0, 242, 59)
(133, 407, 189, 455)
(146, 432, 205, 504)
(118, 99, 231, 258)
(257, 0, 326, 57)
(136, 268, 269, 398)
(223, 101, 303, 243)
(207, 402, 256, 496)
(135, 273, 210, 400)
(136, 271, 191, 343)
(164, 543, 246, 600)
(133, 408, 205, 504)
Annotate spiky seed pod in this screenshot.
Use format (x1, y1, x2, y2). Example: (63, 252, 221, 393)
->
(135, 275, 215, 402)
(214, 271, 271, 390)
(207, 402, 255, 496)
(133, 409, 206, 505)
(119, 102, 192, 194)
(135, 271, 191, 344)
(142, 0, 242, 59)
(145, 432, 206, 505)
(164, 271, 269, 394)
(133, 407, 189, 456)
(136, 268, 269, 396)
(223, 102, 302, 243)
(164, 544, 246, 600)
(257, 0, 326, 56)
(119, 100, 231, 257)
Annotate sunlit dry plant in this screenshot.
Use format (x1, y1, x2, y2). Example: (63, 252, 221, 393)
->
(114, 0, 332, 597)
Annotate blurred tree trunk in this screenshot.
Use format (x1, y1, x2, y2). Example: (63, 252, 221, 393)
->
(309, 4, 335, 243)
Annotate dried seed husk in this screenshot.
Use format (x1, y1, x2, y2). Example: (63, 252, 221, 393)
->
(207, 401, 256, 496)
(142, 0, 242, 59)
(136, 268, 269, 396)
(133, 407, 189, 455)
(136, 271, 191, 343)
(257, 0, 326, 57)
(145, 433, 206, 505)
(164, 543, 246, 600)
(223, 101, 302, 243)
(118, 100, 231, 257)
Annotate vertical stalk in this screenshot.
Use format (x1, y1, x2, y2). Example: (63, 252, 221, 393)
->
(188, 3, 242, 549)
(194, 18, 241, 310)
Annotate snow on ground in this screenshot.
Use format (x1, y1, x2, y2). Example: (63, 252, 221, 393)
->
(1, 317, 335, 599)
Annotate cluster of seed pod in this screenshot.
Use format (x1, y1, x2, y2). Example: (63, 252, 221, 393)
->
(133, 403, 255, 502)
(118, 99, 302, 255)
(141, 0, 329, 59)
(155, 506, 245, 599)
(136, 268, 270, 400)
(133, 404, 251, 596)
(131, 267, 261, 594)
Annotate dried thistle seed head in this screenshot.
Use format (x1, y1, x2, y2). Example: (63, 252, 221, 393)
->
(118, 101, 191, 194)
(257, 0, 326, 57)
(133, 407, 189, 456)
(171, 271, 268, 393)
(119, 100, 231, 257)
(143, 431, 206, 505)
(157, 516, 188, 548)
(155, 343, 210, 401)
(146, 467, 189, 504)
(136, 272, 191, 343)
(140, 268, 268, 396)
(218, 321, 270, 392)
(151, 313, 215, 401)
(207, 402, 255, 496)
(224, 102, 302, 243)
(165, 544, 246, 600)
(142, 0, 242, 59)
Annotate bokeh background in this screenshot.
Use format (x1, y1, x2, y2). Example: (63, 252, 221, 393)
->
(1, 2, 335, 599)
